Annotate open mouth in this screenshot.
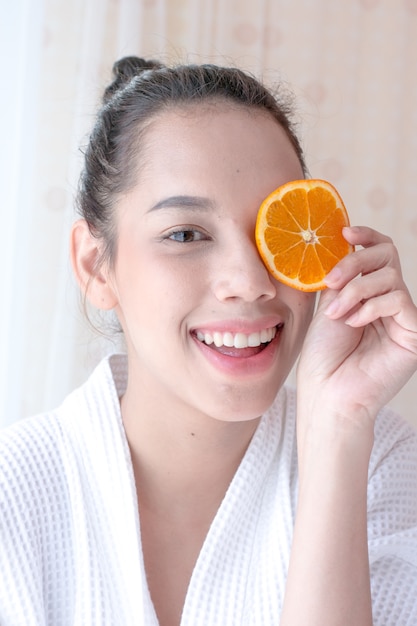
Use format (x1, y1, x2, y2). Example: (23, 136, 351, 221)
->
(194, 324, 283, 356)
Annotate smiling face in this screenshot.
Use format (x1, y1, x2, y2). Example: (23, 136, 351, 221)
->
(101, 103, 316, 423)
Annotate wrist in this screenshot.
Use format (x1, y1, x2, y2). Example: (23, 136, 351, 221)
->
(296, 393, 376, 445)
(296, 412, 374, 486)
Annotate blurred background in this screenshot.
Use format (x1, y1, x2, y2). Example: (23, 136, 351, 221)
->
(1, 0, 417, 428)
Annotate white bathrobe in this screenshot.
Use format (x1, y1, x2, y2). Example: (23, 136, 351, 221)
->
(1, 354, 416, 625)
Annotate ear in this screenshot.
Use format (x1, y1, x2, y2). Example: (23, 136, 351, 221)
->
(70, 219, 118, 310)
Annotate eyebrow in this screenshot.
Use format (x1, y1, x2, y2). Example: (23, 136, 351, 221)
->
(147, 195, 216, 213)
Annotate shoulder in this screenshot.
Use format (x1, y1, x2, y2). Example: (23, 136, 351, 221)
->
(0, 353, 126, 499)
(0, 354, 123, 526)
(0, 409, 65, 494)
(0, 355, 128, 624)
(0, 410, 70, 551)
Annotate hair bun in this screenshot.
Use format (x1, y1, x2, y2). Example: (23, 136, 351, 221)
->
(103, 56, 164, 103)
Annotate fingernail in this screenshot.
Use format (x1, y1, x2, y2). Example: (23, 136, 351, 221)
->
(324, 266, 341, 285)
(324, 299, 339, 316)
(345, 312, 359, 326)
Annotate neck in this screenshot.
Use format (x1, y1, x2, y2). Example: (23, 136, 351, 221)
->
(121, 382, 260, 519)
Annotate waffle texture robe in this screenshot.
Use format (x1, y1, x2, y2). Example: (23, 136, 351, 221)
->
(1, 354, 417, 625)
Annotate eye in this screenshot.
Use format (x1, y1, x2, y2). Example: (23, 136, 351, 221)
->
(166, 228, 209, 243)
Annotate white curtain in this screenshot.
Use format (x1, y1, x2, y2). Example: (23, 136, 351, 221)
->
(2, 0, 417, 428)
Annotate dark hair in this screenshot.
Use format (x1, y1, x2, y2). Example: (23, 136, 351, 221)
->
(77, 56, 307, 268)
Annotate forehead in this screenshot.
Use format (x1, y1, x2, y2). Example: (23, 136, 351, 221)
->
(139, 103, 303, 186)
(144, 101, 292, 149)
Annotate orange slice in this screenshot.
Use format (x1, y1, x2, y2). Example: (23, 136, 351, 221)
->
(255, 179, 353, 292)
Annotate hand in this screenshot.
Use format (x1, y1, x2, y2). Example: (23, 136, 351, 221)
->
(297, 226, 417, 430)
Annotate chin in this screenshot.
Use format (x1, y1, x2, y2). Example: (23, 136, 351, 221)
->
(204, 383, 281, 423)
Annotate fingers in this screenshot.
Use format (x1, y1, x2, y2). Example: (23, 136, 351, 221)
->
(324, 267, 402, 322)
(340, 290, 410, 327)
(322, 226, 413, 326)
(325, 227, 401, 288)
(340, 225, 393, 248)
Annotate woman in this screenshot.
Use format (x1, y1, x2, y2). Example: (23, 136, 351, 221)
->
(1, 56, 416, 625)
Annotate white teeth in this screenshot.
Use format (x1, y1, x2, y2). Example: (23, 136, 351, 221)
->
(248, 332, 261, 347)
(234, 333, 248, 349)
(260, 328, 269, 343)
(213, 332, 223, 347)
(204, 333, 214, 345)
(196, 326, 278, 349)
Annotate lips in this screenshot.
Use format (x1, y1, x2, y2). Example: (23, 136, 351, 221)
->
(192, 323, 283, 361)
(191, 321, 283, 376)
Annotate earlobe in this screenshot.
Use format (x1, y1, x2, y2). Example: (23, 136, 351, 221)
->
(70, 219, 118, 310)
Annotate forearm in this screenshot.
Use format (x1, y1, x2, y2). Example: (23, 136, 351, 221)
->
(281, 420, 374, 626)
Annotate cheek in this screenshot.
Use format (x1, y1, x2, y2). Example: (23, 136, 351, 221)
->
(158, 252, 211, 292)
(113, 253, 208, 325)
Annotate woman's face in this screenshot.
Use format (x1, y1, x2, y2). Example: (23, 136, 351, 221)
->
(106, 104, 316, 422)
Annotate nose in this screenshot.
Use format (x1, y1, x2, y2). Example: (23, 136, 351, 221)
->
(213, 235, 277, 303)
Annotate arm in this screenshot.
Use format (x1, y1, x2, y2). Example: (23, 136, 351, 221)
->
(281, 226, 417, 626)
